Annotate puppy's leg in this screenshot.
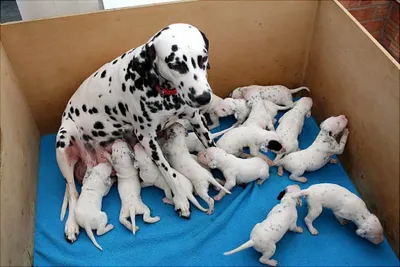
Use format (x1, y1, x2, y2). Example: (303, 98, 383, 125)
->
(289, 222, 304, 233)
(162, 188, 174, 205)
(259, 243, 277, 267)
(333, 211, 348, 225)
(208, 112, 220, 130)
(119, 205, 134, 232)
(197, 189, 215, 215)
(277, 166, 284, 176)
(329, 128, 349, 155)
(142, 203, 161, 223)
(289, 170, 307, 183)
(96, 212, 114, 236)
(304, 203, 323, 235)
(214, 178, 236, 201)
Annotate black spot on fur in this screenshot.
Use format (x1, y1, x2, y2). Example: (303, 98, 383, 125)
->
(113, 124, 122, 128)
(169, 60, 189, 74)
(101, 70, 107, 78)
(94, 72, 98, 77)
(151, 151, 159, 161)
(112, 59, 118, 64)
(193, 74, 197, 80)
(277, 189, 286, 200)
(118, 102, 127, 117)
(165, 52, 175, 64)
(112, 131, 120, 137)
(98, 94, 103, 98)
(70, 107, 74, 114)
(133, 115, 138, 122)
(183, 55, 187, 61)
(122, 120, 132, 125)
(83, 134, 90, 141)
(140, 125, 145, 130)
(105, 105, 111, 115)
(172, 173, 177, 178)
(138, 134, 144, 141)
(129, 85, 135, 94)
(122, 83, 126, 92)
(98, 131, 106, 137)
(82, 105, 87, 112)
(121, 53, 126, 59)
(156, 124, 162, 132)
(92, 107, 98, 114)
(92, 131, 98, 137)
(109, 116, 117, 121)
(138, 116, 144, 124)
(112, 107, 118, 115)
(171, 45, 178, 52)
(88, 109, 93, 115)
(71, 136, 75, 141)
(134, 78, 144, 91)
(94, 121, 104, 129)
(267, 140, 283, 152)
(60, 135, 65, 139)
(191, 58, 196, 69)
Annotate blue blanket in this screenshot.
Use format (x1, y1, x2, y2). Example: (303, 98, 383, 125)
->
(34, 112, 398, 266)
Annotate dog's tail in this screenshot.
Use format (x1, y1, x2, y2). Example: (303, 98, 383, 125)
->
(289, 86, 310, 94)
(290, 189, 310, 199)
(60, 186, 68, 221)
(272, 102, 294, 111)
(207, 176, 231, 194)
(187, 193, 208, 212)
(223, 240, 254, 256)
(84, 223, 103, 251)
(210, 124, 236, 139)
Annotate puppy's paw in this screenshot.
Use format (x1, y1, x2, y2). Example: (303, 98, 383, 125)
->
(298, 177, 307, 183)
(296, 226, 304, 233)
(310, 228, 319, 235)
(330, 158, 338, 164)
(162, 197, 174, 205)
(65, 219, 80, 243)
(213, 194, 223, 201)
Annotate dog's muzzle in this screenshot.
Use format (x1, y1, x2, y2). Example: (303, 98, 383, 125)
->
(195, 91, 211, 106)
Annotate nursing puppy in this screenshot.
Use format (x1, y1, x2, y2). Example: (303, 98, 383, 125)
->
(214, 98, 251, 126)
(274, 97, 313, 163)
(197, 147, 270, 201)
(133, 142, 208, 212)
(292, 183, 384, 244)
(216, 125, 285, 165)
(274, 115, 349, 183)
(231, 85, 310, 107)
(223, 185, 303, 266)
(162, 122, 231, 214)
(74, 162, 114, 251)
(108, 139, 160, 234)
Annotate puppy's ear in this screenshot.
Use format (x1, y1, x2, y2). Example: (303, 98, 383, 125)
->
(277, 189, 286, 200)
(200, 30, 209, 51)
(328, 131, 333, 137)
(356, 229, 366, 237)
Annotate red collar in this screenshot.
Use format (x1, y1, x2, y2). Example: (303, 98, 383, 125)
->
(156, 85, 177, 96)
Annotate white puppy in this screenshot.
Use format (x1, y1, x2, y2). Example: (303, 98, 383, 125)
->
(133, 142, 208, 213)
(216, 125, 285, 165)
(162, 122, 231, 214)
(74, 162, 114, 251)
(214, 98, 251, 126)
(274, 97, 313, 162)
(108, 139, 160, 234)
(197, 147, 270, 201)
(242, 98, 275, 130)
(263, 99, 293, 120)
(232, 85, 310, 107)
(292, 183, 384, 244)
(274, 115, 349, 183)
(223, 185, 303, 266)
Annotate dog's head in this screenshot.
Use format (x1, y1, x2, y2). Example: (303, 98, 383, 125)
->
(214, 98, 236, 117)
(277, 184, 302, 206)
(357, 214, 384, 245)
(143, 23, 212, 108)
(320, 115, 348, 138)
(197, 147, 226, 169)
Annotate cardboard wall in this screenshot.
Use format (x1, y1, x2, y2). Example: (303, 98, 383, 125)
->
(0, 41, 41, 266)
(0, 0, 318, 135)
(304, 0, 399, 256)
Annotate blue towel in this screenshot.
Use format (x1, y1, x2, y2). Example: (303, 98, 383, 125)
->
(34, 112, 399, 266)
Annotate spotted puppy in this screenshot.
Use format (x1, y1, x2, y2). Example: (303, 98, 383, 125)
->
(242, 98, 275, 130)
(107, 139, 160, 234)
(56, 23, 217, 240)
(231, 85, 310, 107)
(292, 183, 384, 244)
(214, 98, 251, 126)
(74, 162, 114, 251)
(216, 125, 285, 165)
(274, 115, 349, 183)
(223, 185, 303, 266)
(273, 97, 313, 163)
(198, 147, 270, 201)
(162, 122, 231, 214)
(133, 142, 208, 212)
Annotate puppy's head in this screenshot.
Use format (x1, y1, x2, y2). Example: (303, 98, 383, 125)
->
(320, 115, 348, 138)
(260, 132, 286, 154)
(148, 23, 212, 108)
(357, 214, 384, 245)
(294, 97, 313, 113)
(110, 139, 137, 172)
(166, 122, 187, 140)
(197, 147, 225, 169)
(277, 184, 302, 206)
(214, 98, 235, 117)
(230, 87, 244, 99)
(243, 88, 261, 106)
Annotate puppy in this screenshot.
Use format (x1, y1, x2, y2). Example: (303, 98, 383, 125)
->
(197, 147, 270, 201)
(162, 122, 231, 214)
(74, 162, 114, 251)
(242, 98, 275, 130)
(263, 99, 293, 122)
(274, 115, 349, 183)
(273, 97, 313, 162)
(185, 125, 235, 153)
(214, 98, 251, 126)
(216, 125, 285, 165)
(133, 142, 208, 213)
(292, 183, 384, 244)
(108, 139, 160, 234)
(223, 185, 303, 266)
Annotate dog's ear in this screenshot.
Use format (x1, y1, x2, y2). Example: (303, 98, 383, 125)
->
(277, 189, 286, 200)
(200, 30, 209, 52)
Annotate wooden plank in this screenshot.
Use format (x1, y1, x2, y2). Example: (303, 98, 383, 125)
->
(0, 41, 40, 266)
(303, 0, 399, 256)
(1, 0, 317, 134)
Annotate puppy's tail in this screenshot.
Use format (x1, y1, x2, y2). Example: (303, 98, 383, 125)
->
(207, 176, 231, 194)
(210, 124, 235, 139)
(223, 240, 254, 256)
(272, 102, 294, 111)
(187, 193, 208, 212)
(289, 86, 310, 94)
(84, 223, 103, 251)
(290, 189, 310, 199)
(60, 186, 68, 221)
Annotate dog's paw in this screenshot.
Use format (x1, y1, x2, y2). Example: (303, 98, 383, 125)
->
(173, 194, 191, 219)
(330, 158, 338, 164)
(213, 194, 223, 201)
(296, 226, 304, 233)
(162, 197, 174, 205)
(298, 177, 308, 183)
(64, 219, 80, 243)
(310, 228, 319, 235)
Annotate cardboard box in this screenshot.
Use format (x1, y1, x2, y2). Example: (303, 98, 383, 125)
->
(1, 0, 398, 265)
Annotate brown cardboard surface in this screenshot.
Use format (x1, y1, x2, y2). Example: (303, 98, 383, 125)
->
(0, 42, 40, 266)
(0, 0, 318, 135)
(304, 0, 400, 256)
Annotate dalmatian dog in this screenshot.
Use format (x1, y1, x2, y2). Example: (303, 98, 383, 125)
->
(273, 97, 313, 163)
(216, 125, 285, 165)
(185, 124, 235, 153)
(231, 85, 310, 107)
(107, 139, 160, 234)
(214, 98, 251, 126)
(223, 185, 303, 266)
(242, 98, 276, 130)
(274, 115, 349, 183)
(162, 122, 231, 214)
(56, 23, 216, 241)
(133, 142, 208, 212)
(74, 162, 114, 251)
(197, 147, 270, 201)
(291, 183, 384, 244)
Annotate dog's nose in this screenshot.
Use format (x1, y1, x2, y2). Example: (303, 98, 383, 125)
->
(195, 91, 211, 105)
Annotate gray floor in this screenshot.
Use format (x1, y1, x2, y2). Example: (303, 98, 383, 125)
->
(1, 0, 22, 23)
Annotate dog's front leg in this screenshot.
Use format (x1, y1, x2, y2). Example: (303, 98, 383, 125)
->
(138, 134, 191, 218)
(329, 128, 349, 155)
(189, 111, 216, 148)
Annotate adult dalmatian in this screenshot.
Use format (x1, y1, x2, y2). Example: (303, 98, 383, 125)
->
(56, 23, 215, 242)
